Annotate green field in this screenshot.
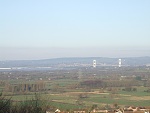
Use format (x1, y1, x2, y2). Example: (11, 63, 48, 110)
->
(4, 85, 149, 110)
(1, 68, 150, 110)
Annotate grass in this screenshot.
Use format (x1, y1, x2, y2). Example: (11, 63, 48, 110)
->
(1, 78, 150, 110)
(118, 86, 150, 96)
(84, 96, 150, 106)
(47, 101, 84, 110)
(3, 86, 149, 109)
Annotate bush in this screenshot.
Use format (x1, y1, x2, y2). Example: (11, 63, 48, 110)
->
(0, 92, 48, 113)
(0, 92, 11, 113)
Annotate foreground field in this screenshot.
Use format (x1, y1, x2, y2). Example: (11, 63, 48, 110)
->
(1, 67, 150, 110)
(5, 86, 149, 110)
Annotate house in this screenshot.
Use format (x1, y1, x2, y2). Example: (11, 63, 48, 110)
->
(123, 106, 149, 113)
(123, 106, 138, 112)
(46, 108, 61, 113)
(114, 109, 124, 113)
(92, 109, 108, 113)
(55, 109, 61, 113)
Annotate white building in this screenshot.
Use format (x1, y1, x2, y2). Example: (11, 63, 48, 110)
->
(119, 59, 121, 67)
(93, 60, 96, 68)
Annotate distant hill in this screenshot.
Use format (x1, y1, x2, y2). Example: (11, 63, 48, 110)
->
(0, 57, 150, 68)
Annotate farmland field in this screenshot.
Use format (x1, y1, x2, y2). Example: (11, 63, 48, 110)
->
(0, 67, 150, 110)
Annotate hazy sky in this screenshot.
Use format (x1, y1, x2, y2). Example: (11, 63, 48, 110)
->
(0, 0, 150, 60)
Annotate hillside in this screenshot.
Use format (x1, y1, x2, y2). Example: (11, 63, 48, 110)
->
(0, 57, 150, 68)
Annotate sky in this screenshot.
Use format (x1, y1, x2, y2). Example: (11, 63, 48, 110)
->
(0, 0, 150, 60)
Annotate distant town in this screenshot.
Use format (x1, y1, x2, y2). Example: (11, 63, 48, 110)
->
(0, 57, 150, 71)
(0, 57, 150, 113)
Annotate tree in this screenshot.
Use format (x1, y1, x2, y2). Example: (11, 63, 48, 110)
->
(136, 76, 142, 81)
(113, 103, 119, 109)
(91, 104, 98, 110)
(132, 88, 137, 91)
(0, 91, 11, 113)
